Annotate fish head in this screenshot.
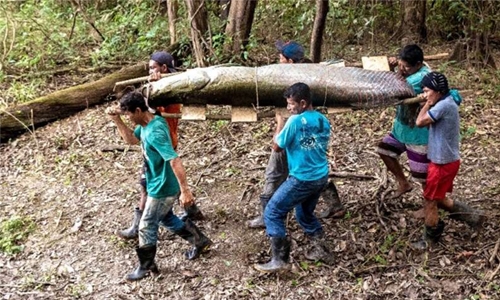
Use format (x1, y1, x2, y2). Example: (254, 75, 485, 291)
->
(149, 68, 210, 98)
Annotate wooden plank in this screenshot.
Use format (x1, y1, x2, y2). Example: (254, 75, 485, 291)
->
(181, 105, 206, 120)
(231, 107, 257, 122)
(361, 56, 390, 71)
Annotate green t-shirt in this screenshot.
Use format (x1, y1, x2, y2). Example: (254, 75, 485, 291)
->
(392, 65, 430, 145)
(134, 116, 180, 198)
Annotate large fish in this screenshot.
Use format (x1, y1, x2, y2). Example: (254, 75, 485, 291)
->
(144, 64, 415, 108)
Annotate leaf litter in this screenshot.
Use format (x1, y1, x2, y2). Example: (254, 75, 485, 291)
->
(1, 69, 500, 300)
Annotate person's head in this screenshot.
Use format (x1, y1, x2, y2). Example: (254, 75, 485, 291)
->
(276, 40, 305, 64)
(283, 82, 312, 114)
(421, 72, 449, 103)
(149, 51, 176, 75)
(398, 44, 424, 77)
(119, 91, 149, 125)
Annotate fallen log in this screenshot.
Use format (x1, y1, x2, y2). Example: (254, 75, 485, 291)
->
(0, 43, 183, 142)
(145, 64, 416, 109)
(0, 62, 148, 142)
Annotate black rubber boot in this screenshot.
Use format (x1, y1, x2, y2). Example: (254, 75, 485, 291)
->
(179, 203, 205, 222)
(448, 200, 485, 228)
(126, 245, 159, 281)
(317, 180, 345, 219)
(175, 219, 212, 260)
(411, 220, 445, 250)
(117, 208, 142, 239)
(254, 237, 291, 273)
(247, 195, 270, 229)
(304, 232, 333, 264)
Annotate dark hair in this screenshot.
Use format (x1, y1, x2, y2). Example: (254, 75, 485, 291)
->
(283, 82, 311, 105)
(399, 44, 424, 67)
(398, 44, 424, 127)
(120, 91, 148, 113)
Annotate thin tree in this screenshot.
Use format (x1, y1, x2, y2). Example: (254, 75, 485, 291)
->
(310, 0, 328, 63)
(456, 0, 497, 68)
(185, 0, 209, 67)
(224, 0, 258, 56)
(167, 0, 179, 45)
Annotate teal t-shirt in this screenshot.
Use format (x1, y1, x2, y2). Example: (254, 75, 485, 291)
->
(392, 65, 430, 145)
(134, 116, 179, 198)
(275, 110, 330, 181)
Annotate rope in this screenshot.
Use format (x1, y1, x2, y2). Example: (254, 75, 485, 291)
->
(323, 83, 328, 107)
(144, 83, 156, 114)
(254, 66, 260, 108)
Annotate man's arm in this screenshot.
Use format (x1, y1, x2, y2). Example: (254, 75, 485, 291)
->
(106, 107, 139, 145)
(170, 157, 195, 207)
(416, 101, 435, 127)
(271, 113, 286, 152)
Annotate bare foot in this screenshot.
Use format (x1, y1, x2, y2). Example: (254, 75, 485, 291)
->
(390, 184, 413, 199)
(411, 208, 425, 219)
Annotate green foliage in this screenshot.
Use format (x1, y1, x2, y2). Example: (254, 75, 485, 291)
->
(379, 234, 394, 254)
(461, 124, 476, 140)
(210, 120, 229, 131)
(0, 216, 35, 255)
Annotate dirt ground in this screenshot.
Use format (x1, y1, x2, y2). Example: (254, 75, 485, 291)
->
(1, 62, 500, 299)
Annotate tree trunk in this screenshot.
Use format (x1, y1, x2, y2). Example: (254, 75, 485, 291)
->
(0, 63, 148, 142)
(185, 0, 210, 67)
(167, 0, 179, 45)
(310, 0, 328, 63)
(224, 0, 258, 55)
(400, 0, 427, 45)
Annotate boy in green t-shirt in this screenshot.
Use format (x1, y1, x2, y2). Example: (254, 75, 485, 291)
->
(377, 44, 430, 200)
(106, 91, 212, 281)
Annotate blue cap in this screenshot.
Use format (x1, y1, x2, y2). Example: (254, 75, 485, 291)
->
(150, 51, 176, 73)
(275, 40, 304, 62)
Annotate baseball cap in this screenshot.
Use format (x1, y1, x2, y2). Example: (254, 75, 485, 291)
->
(150, 51, 177, 73)
(275, 40, 305, 62)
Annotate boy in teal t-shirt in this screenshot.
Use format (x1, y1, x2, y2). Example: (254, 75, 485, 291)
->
(377, 44, 431, 199)
(254, 83, 332, 273)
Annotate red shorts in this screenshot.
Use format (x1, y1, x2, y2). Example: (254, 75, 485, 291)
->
(424, 160, 460, 200)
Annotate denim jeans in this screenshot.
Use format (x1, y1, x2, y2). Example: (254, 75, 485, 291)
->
(139, 195, 185, 247)
(264, 175, 328, 238)
(261, 150, 289, 198)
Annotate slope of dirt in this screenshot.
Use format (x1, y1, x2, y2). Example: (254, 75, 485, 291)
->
(1, 68, 500, 299)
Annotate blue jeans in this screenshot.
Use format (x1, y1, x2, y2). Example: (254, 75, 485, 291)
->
(139, 195, 185, 247)
(264, 175, 328, 238)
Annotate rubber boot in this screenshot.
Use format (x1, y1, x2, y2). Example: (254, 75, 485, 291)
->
(448, 200, 485, 228)
(179, 203, 205, 222)
(317, 180, 346, 219)
(117, 208, 142, 239)
(126, 245, 159, 281)
(304, 232, 334, 264)
(175, 219, 213, 260)
(411, 220, 445, 250)
(247, 195, 270, 229)
(254, 237, 291, 273)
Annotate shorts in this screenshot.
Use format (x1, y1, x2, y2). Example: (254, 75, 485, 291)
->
(424, 160, 460, 200)
(377, 133, 429, 183)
